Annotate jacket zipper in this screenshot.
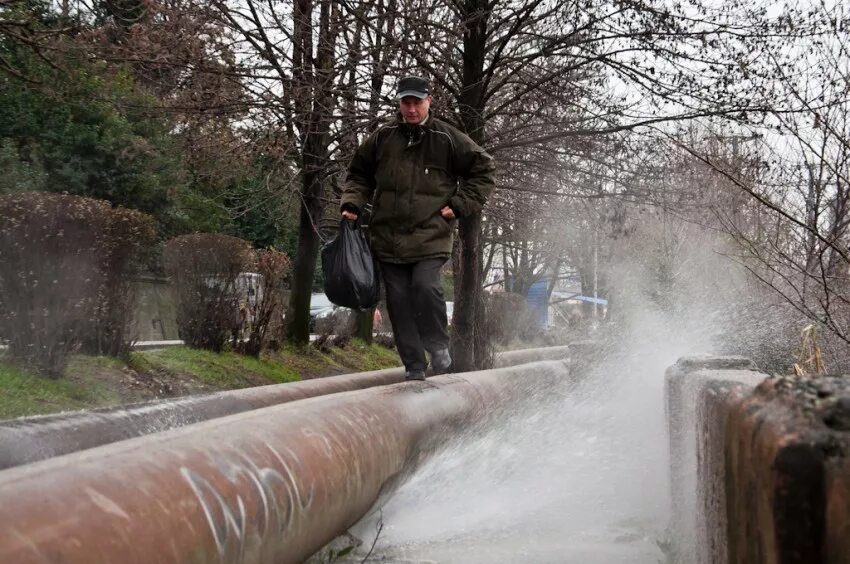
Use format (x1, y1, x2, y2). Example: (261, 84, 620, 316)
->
(404, 128, 423, 236)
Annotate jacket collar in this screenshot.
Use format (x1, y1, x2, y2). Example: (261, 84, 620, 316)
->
(396, 112, 433, 131)
(396, 112, 434, 146)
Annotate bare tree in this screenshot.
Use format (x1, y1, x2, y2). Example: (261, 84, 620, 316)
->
(205, 0, 345, 345)
(337, 0, 799, 367)
(657, 0, 850, 352)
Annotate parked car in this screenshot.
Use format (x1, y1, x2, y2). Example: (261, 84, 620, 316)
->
(309, 293, 335, 331)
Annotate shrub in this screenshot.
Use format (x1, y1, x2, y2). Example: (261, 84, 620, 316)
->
(315, 307, 356, 338)
(79, 208, 156, 357)
(163, 234, 253, 352)
(486, 292, 540, 346)
(240, 249, 291, 357)
(0, 192, 154, 376)
(373, 332, 396, 349)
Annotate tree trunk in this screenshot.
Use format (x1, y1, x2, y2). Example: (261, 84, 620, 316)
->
(450, 0, 490, 372)
(354, 309, 374, 343)
(453, 212, 489, 370)
(284, 0, 338, 346)
(286, 167, 324, 346)
(452, 218, 475, 370)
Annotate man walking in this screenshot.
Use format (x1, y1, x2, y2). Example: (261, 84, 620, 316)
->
(341, 76, 495, 380)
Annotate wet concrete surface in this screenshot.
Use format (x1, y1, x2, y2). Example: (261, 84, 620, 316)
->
(362, 531, 662, 563)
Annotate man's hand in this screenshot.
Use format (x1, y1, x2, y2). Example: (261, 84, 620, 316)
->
(440, 206, 455, 220)
(342, 210, 358, 221)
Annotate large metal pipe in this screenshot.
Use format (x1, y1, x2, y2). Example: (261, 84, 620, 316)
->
(0, 367, 402, 471)
(493, 345, 570, 367)
(0, 346, 569, 470)
(0, 360, 569, 564)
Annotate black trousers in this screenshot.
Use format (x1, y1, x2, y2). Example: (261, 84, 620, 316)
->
(380, 259, 450, 372)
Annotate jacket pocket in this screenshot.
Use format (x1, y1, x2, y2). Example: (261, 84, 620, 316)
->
(423, 164, 453, 197)
(440, 214, 456, 233)
(410, 212, 448, 247)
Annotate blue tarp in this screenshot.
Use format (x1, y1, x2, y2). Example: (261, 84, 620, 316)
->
(522, 283, 609, 329)
(527, 280, 549, 328)
(550, 291, 608, 306)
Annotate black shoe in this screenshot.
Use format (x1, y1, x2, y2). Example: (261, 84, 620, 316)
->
(430, 349, 452, 375)
(405, 369, 426, 381)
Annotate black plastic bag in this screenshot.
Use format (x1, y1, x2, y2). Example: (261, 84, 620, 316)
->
(321, 218, 380, 310)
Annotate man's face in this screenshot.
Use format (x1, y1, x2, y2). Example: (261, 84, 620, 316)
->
(399, 95, 432, 125)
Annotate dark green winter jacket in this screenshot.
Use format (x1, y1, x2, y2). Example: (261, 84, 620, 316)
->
(341, 114, 495, 263)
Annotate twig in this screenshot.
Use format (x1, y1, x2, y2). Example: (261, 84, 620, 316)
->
(360, 510, 384, 563)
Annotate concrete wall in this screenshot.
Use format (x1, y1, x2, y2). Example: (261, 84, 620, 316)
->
(666, 356, 850, 564)
(722, 375, 850, 564)
(664, 356, 764, 563)
(696, 379, 756, 564)
(131, 277, 179, 341)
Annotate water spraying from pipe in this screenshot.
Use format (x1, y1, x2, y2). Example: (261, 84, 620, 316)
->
(340, 308, 716, 563)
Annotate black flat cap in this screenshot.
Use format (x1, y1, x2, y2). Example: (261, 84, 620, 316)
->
(396, 76, 430, 99)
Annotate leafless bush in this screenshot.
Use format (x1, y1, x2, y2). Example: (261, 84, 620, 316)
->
(313, 333, 351, 352)
(239, 249, 290, 357)
(80, 207, 156, 358)
(712, 288, 825, 374)
(373, 332, 395, 349)
(315, 307, 356, 338)
(163, 233, 253, 352)
(0, 192, 153, 376)
(485, 292, 539, 347)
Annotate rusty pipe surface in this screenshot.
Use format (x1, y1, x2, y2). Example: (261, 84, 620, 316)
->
(0, 360, 569, 564)
(0, 346, 569, 470)
(0, 367, 403, 471)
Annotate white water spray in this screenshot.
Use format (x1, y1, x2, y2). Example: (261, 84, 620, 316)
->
(343, 306, 716, 563)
